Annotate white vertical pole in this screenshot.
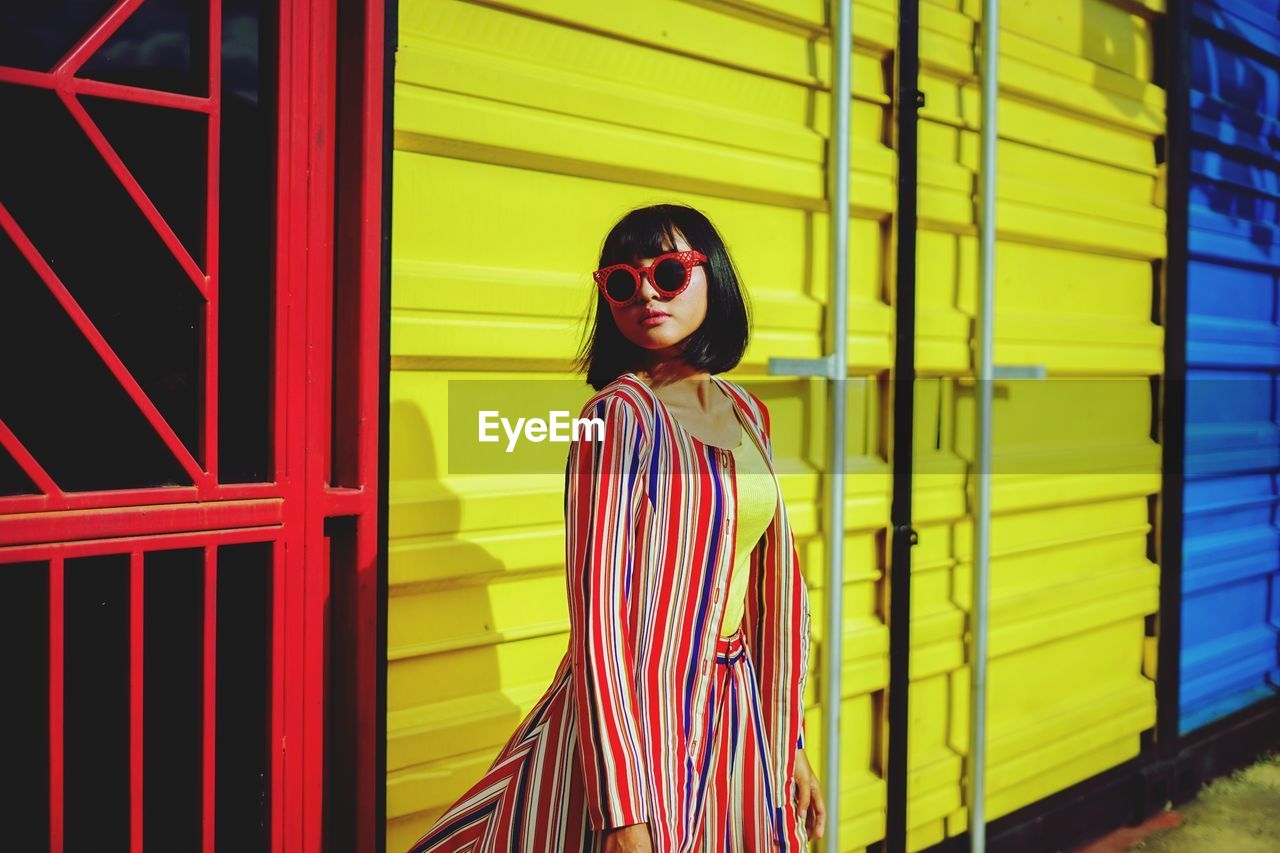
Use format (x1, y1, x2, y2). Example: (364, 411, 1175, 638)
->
(823, 0, 852, 848)
(970, 0, 999, 850)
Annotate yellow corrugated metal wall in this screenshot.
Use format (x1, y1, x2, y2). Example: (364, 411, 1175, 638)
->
(911, 0, 1166, 848)
(387, 0, 1167, 849)
(386, 1, 899, 848)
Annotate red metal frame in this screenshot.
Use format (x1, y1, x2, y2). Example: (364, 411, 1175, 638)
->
(593, 249, 709, 305)
(0, 0, 386, 849)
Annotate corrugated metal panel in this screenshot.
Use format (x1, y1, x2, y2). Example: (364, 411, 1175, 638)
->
(1180, 0, 1280, 735)
(385, 1, 900, 848)
(914, 0, 1165, 846)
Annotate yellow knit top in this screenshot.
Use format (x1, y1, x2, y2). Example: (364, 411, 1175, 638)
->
(721, 434, 778, 636)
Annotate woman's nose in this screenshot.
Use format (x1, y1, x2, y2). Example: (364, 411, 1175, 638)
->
(635, 269, 663, 302)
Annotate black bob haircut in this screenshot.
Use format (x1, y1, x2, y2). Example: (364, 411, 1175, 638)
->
(573, 203, 751, 391)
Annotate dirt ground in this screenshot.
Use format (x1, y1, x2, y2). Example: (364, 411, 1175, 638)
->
(1130, 751, 1280, 852)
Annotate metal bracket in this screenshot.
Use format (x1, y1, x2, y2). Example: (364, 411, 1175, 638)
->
(767, 354, 841, 380)
(991, 364, 1047, 379)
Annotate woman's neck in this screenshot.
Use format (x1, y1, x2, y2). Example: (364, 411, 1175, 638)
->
(633, 359, 716, 409)
(634, 355, 705, 385)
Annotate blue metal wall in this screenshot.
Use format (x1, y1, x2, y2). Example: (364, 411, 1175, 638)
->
(1182, 0, 1280, 734)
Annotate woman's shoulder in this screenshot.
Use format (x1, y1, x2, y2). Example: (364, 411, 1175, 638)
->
(575, 373, 654, 435)
(714, 375, 771, 433)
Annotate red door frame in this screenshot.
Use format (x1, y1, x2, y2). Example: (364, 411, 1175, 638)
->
(0, 0, 387, 849)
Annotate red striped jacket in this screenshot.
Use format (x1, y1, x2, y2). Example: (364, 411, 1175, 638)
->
(411, 372, 811, 850)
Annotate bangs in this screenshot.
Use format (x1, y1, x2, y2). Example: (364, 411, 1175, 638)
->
(599, 210, 687, 266)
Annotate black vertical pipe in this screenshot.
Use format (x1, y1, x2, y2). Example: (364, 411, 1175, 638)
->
(375, 0, 398, 849)
(885, 0, 921, 850)
(1156, 0, 1191, 756)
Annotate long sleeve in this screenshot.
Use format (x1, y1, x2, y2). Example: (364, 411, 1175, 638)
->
(742, 392, 813, 836)
(564, 391, 650, 832)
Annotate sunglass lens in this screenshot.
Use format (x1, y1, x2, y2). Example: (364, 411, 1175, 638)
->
(605, 268, 638, 303)
(653, 258, 686, 293)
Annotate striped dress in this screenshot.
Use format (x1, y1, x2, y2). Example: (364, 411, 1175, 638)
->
(409, 372, 812, 851)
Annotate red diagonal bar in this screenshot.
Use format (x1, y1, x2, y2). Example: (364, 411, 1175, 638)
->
(0, 418, 61, 497)
(0, 66, 213, 113)
(204, 0, 222, 485)
(59, 91, 210, 298)
(50, 556, 65, 853)
(53, 0, 146, 79)
(130, 550, 144, 853)
(0, 202, 205, 484)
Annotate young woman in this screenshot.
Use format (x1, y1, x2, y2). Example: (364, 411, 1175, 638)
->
(410, 203, 825, 851)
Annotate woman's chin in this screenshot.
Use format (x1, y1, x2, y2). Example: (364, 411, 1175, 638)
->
(626, 329, 686, 351)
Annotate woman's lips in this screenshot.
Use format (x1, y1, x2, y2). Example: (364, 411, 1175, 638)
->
(640, 312, 669, 328)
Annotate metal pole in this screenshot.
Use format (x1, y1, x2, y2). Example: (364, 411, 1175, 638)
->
(769, 3, 851, 845)
(1155, 0, 1192, 756)
(970, 0, 998, 850)
(884, 0, 921, 848)
(824, 0, 852, 849)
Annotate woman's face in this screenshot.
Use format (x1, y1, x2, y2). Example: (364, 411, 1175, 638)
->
(608, 232, 708, 359)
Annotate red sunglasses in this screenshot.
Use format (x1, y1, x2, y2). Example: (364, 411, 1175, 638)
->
(593, 250, 708, 306)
